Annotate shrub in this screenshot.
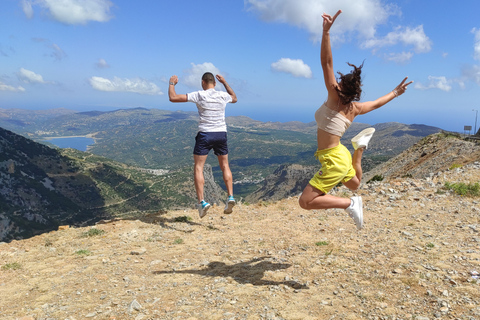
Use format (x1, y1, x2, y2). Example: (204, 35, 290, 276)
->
(444, 182, 480, 197)
(2, 262, 21, 270)
(449, 163, 462, 170)
(75, 249, 91, 255)
(82, 228, 105, 237)
(368, 175, 384, 183)
(174, 216, 192, 223)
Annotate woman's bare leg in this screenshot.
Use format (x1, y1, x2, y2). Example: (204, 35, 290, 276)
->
(352, 147, 364, 182)
(342, 147, 364, 191)
(299, 184, 350, 210)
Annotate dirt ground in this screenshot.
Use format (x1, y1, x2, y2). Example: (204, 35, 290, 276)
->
(1, 165, 479, 320)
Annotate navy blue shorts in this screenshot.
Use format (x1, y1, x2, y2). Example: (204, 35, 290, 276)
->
(193, 132, 229, 156)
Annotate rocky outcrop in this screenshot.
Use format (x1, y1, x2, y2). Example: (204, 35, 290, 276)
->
(246, 164, 316, 203)
(364, 132, 480, 182)
(202, 164, 226, 206)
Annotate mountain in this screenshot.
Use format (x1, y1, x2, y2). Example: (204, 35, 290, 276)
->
(0, 127, 224, 242)
(0, 108, 443, 198)
(0, 108, 76, 135)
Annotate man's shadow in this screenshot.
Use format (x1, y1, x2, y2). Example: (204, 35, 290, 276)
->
(153, 256, 308, 289)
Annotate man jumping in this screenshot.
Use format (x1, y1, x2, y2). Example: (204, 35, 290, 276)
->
(168, 72, 237, 218)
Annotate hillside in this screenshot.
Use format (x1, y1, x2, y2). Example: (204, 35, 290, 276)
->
(364, 132, 480, 182)
(1, 160, 479, 319)
(0, 127, 224, 242)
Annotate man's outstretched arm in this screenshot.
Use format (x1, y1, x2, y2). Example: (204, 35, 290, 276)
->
(216, 75, 237, 103)
(168, 75, 188, 103)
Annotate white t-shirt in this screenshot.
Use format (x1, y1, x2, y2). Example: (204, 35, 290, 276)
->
(187, 88, 233, 132)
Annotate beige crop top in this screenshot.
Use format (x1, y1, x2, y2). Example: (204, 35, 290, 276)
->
(315, 102, 352, 137)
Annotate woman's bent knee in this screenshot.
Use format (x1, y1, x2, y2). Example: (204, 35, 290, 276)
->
(298, 196, 310, 210)
(343, 177, 360, 191)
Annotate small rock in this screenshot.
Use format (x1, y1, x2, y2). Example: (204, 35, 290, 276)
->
(128, 299, 142, 313)
(130, 248, 147, 255)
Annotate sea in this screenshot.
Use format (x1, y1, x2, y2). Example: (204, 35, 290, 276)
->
(44, 137, 95, 152)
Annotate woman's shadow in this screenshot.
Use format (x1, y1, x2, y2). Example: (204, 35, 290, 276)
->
(153, 256, 308, 289)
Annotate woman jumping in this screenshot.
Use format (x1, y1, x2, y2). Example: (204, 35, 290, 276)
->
(298, 10, 413, 229)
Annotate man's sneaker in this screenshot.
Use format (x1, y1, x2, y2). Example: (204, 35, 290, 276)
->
(351, 127, 376, 150)
(345, 196, 363, 230)
(224, 196, 236, 214)
(198, 200, 211, 219)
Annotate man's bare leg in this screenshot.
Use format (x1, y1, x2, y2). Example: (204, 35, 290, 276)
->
(193, 154, 208, 202)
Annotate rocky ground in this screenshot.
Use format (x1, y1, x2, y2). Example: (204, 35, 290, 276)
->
(1, 163, 479, 320)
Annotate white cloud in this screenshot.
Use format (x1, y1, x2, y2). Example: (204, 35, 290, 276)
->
(22, 0, 34, 19)
(96, 58, 110, 69)
(414, 76, 452, 92)
(183, 62, 221, 88)
(246, 0, 394, 42)
(18, 68, 47, 84)
(246, 0, 431, 62)
(384, 52, 413, 64)
(472, 28, 480, 61)
(362, 25, 432, 54)
(89, 76, 163, 95)
(23, 0, 113, 25)
(0, 82, 26, 92)
(271, 58, 312, 78)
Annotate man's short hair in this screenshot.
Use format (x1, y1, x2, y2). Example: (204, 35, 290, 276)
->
(202, 72, 215, 84)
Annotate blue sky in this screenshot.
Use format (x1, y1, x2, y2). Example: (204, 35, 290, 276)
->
(1, 0, 480, 132)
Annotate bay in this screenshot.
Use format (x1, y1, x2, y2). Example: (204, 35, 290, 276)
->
(45, 137, 95, 151)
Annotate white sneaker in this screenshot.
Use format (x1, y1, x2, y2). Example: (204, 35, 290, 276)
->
(351, 128, 376, 150)
(197, 201, 211, 219)
(224, 196, 236, 214)
(345, 196, 363, 230)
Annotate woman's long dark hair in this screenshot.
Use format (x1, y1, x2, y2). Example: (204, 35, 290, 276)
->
(335, 61, 364, 105)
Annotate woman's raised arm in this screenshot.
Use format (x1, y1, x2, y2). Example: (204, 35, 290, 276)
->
(321, 10, 342, 96)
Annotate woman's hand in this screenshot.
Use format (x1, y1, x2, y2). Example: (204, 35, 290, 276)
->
(322, 10, 342, 32)
(393, 77, 414, 97)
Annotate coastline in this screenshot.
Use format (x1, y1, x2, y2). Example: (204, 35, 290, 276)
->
(42, 133, 96, 140)
(43, 135, 96, 152)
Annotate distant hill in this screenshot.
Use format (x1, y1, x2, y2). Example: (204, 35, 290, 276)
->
(0, 108, 76, 133)
(0, 108, 443, 198)
(0, 127, 224, 242)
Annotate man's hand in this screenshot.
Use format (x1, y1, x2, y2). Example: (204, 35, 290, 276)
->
(216, 74, 237, 103)
(168, 75, 187, 102)
(170, 75, 179, 85)
(215, 74, 226, 84)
